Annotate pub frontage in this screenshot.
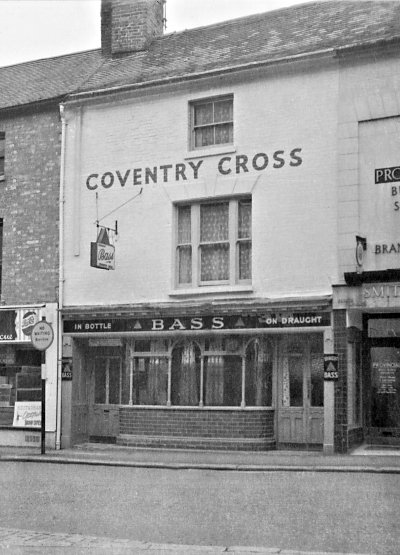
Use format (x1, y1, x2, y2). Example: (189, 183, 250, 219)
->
(62, 301, 332, 450)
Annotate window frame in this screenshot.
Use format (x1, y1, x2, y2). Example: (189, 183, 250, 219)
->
(175, 197, 252, 289)
(189, 95, 233, 151)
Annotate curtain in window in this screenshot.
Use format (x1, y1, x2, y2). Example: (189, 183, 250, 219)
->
(171, 342, 200, 406)
(200, 203, 229, 281)
(238, 201, 252, 280)
(204, 355, 224, 405)
(245, 339, 272, 406)
(133, 357, 168, 405)
(177, 206, 192, 284)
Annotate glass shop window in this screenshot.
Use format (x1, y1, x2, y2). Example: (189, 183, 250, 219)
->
(245, 338, 273, 407)
(0, 366, 41, 427)
(132, 356, 168, 405)
(203, 337, 242, 406)
(171, 341, 201, 406)
(131, 339, 169, 405)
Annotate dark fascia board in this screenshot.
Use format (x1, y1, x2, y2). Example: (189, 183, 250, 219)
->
(344, 269, 400, 286)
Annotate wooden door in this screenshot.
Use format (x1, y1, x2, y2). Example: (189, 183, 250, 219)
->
(88, 356, 121, 440)
(277, 335, 324, 447)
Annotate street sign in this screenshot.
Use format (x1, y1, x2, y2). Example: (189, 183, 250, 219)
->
(324, 354, 339, 380)
(31, 321, 54, 351)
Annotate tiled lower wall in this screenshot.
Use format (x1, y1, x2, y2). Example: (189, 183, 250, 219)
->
(118, 408, 275, 450)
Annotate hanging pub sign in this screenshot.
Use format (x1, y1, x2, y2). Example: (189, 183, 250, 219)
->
(324, 354, 339, 380)
(90, 227, 115, 271)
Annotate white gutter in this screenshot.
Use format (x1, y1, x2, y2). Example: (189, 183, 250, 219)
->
(56, 103, 67, 450)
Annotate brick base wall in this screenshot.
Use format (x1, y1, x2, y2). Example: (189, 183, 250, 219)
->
(348, 427, 364, 450)
(117, 408, 275, 451)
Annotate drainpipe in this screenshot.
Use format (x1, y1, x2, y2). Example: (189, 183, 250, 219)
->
(56, 103, 67, 450)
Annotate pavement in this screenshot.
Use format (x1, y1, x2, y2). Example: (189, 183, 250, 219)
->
(1, 443, 398, 554)
(0, 526, 375, 555)
(0, 442, 400, 474)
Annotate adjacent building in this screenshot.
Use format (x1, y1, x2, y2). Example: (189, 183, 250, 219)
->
(0, 50, 103, 447)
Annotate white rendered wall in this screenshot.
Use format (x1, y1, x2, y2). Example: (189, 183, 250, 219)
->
(63, 61, 339, 307)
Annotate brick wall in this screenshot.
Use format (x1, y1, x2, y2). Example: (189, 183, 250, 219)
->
(118, 408, 275, 450)
(102, 0, 164, 55)
(333, 309, 348, 453)
(0, 105, 60, 304)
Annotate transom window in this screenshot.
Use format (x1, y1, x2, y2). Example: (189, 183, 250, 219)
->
(190, 96, 233, 149)
(176, 198, 251, 287)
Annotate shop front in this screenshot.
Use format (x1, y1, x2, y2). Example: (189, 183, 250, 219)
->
(334, 281, 400, 448)
(0, 304, 58, 447)
(62, 306, 331, 450)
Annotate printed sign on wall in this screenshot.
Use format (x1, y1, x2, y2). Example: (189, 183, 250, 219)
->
(360, 117, 400, 271)
(0, 309, 42, 342)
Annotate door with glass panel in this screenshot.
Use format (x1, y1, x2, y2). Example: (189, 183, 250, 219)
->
(89, 356, 122, 440)
(277, 334, 324, 446)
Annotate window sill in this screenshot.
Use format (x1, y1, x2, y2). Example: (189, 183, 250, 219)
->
(184, 145, 237, 160)
(169, 285, 253, 297)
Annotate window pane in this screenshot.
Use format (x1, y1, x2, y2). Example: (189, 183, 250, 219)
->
(310, 354, 324, 407)
(204, 355, 241, 406)
(310, 334, 324, 407)
(94, 359, 107, 404)
(214, 99, 233, 122)
(194, 103, 213, 125)
(200, 244, 229, 281)
(238, 201, 251, 239)
(171, 342, 200, 406)
(178, 205, 191, 244)
(108, 358, 120, 405)
(371, 347, 400, 427)
(245, 339, 273, 406)
(288, 357, 303, 407)
(178, 245, 192, 284)
(200, 203, 229, 242)
(132, 357, 168, 405)
(239, 242, 251, 280)
(195, 126, 214, 147)
(215, 123, 233, 145)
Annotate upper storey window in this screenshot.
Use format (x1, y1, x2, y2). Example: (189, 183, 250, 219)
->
(0, 133, 4, 181)
(190, 96, 233, 149)
(176, 197, 251, 288)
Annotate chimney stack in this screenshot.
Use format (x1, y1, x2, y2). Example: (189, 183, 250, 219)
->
(101, 0, 165, 57)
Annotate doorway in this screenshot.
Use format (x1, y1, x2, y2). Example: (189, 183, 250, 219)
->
(277, 334, 324, 447)
(88, 355, 122, 442)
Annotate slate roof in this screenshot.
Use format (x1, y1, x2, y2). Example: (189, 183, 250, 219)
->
(1, 0, 400, 109)
(71, 0, 400, 97)
(0, 49, 103, 110)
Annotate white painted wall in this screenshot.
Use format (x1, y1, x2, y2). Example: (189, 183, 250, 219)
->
(63, 61, 338, 307)
(338, 50, 400, 276)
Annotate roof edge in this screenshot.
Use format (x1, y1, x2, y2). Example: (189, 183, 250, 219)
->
(65, 46, 336, 103)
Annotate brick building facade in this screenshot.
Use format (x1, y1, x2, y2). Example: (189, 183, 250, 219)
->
(0, 51, 103, 447)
